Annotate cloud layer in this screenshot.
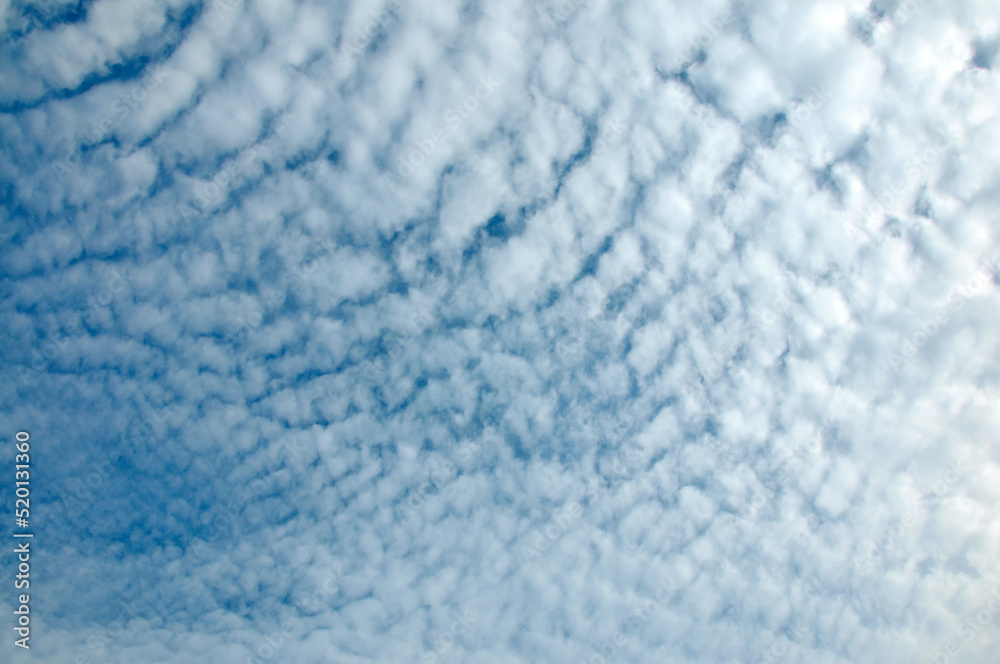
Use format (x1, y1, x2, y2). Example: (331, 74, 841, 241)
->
(2, 0, 1000, 662)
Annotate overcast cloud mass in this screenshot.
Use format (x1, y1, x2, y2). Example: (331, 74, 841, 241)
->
(2, 0, 1000, 662)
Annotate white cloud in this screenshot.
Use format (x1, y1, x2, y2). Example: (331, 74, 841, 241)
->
(3, 0, 1000, 662)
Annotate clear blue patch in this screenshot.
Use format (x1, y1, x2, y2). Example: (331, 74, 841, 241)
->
(573, 234, 614, 282)
(485, 212, 506, 238)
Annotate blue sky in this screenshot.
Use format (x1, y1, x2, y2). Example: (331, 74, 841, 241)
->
(2, 0, 1000, 662)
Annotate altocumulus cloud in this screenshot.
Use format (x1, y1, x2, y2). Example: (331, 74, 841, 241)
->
(1, 0, 1000, 663)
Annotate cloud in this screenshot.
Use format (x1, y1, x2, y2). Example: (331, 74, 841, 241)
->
(2, 0, 1000, 662)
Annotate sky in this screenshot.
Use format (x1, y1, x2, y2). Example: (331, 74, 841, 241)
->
(1, 0, 1000, 662)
